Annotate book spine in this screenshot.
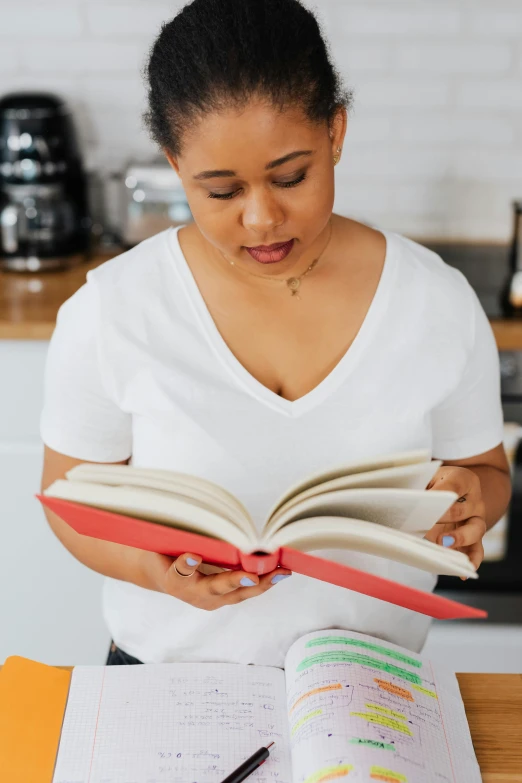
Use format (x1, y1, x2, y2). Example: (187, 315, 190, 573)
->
(239, 550, 281, 575)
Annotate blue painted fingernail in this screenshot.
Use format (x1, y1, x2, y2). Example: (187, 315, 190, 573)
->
(186, 557, 198, 566)
(442, 536, 455, 547)
(240, 577, 256, 587)
(271, 573, 291, 584)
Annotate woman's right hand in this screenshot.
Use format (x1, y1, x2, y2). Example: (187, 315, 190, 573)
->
(146, 551, 292, 610)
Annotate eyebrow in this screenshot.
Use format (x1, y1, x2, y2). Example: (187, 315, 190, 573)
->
(192, 149, 314, 181)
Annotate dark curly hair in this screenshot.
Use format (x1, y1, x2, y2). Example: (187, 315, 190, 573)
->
(143, 0, 353, 157)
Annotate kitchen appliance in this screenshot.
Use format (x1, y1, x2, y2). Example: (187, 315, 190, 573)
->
(120, 158, 192, 247)
(500, 199, 522, 317)
(0, 91, 91, 271)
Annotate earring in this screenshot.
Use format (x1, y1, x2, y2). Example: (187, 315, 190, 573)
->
(333, 146, 342, 165)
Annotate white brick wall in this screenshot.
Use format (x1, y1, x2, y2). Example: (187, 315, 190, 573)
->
(0, 0, 521, 240)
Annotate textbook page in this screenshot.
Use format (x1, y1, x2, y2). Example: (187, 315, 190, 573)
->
(52, 662, 291, 783)
(284, 629, 482, 783)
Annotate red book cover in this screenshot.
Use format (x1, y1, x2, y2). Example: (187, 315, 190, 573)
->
(36, 494, 486, 621)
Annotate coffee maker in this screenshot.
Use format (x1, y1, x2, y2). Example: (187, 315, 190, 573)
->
(0, 91, 91, 271)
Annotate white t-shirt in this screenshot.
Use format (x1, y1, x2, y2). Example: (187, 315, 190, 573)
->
(40, 224, 504, 666)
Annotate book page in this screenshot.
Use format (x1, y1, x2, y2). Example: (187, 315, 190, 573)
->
(44, 480, 255, 550)
(266, 517, 477, 578)
(266, 450, 431, 521)
(65, 463, 254, 532)
(283, 630, 481, 783)
(265, 488, 456, 538)
(52, 662, 292, 783)
(264, 461, 441, 528)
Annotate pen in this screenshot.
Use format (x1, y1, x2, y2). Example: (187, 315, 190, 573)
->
(220, 741, 275, 783)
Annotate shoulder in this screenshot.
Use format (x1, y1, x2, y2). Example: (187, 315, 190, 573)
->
(56, 228, 174, 329)
(86, 228, 172, 292)
(340, 215, 471, 304)
(384, 229, 478, 349)
(340, 216, 476, 339)
(387, 230, 468, 294)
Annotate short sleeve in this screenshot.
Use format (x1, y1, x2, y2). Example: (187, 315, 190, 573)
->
(431, 284, 504, 460)
(40, 278, 132, 462)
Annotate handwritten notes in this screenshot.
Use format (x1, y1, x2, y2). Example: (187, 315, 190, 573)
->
(370, 766, 408, 782)
(303, 764, 353, 783)
(375, 679, 414, 701)
(304, 636, 422, 669)
(349, 711, 413, 736)
(51, 629, 481, 783)
(284, 629, 482, 783)
(412, 684, 438, 699)
(296, 651, 422, 685)
(52, 663, 292, 783)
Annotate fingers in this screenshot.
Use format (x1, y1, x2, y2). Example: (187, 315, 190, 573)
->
(204, 568, 292, 603)
(171, 552, 202, 577)
(428, 467, 480, 498)
(434, 496, 485, 525)
(428, 468, 482, 523)
(164, 555, 292, 610)
(425, 516, 487, 574)
(204, 568, 260, 596)
(462, 540, 485, 572)
(435, 516, 486, 550)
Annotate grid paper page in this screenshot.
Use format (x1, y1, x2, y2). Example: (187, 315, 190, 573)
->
(52, 662, 292, 783)
(283, 630, 482, 783)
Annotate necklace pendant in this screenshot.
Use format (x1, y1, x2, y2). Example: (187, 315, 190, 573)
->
(287, 277, 300, 292)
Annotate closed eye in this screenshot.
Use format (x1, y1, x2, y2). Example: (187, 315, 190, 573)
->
(207, 172, 307, 200)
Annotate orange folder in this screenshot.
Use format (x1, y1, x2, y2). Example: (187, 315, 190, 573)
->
(0, 656, 71, 783)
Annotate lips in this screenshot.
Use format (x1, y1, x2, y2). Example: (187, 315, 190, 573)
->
(247, 241, 291, 251)
(244, 239, 295, 264)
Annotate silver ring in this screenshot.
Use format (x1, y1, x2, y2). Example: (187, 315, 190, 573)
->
(173, 560, 195, 578)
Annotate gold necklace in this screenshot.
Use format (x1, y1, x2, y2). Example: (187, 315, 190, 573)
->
(220, 217, 333, 299)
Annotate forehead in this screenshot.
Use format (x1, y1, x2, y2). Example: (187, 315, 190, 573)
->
(181, 100, 323, 163)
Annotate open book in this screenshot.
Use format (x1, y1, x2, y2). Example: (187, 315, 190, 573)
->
(51, 628, 482, 783)
(38, 449, 485, 620)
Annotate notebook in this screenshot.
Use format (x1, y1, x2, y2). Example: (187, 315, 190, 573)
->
(51, 629, 481, 783)
(37, 450, 486, 621)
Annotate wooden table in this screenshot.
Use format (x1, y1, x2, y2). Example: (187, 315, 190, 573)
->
(456, 673, 522, 782)
(0, 250, 116, 339)
(490, 320, 522, 352)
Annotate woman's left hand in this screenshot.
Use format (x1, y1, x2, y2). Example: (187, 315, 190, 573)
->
(425, 465, 487, 572)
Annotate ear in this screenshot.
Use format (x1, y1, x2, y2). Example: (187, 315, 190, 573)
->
(328, 105, 348, 152)
(163, 148, 180, 176)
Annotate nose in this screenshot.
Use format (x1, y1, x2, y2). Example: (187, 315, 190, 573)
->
(241, 188, 284, 235)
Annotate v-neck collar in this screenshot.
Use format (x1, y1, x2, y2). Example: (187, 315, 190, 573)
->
(165, 224, 396, 418)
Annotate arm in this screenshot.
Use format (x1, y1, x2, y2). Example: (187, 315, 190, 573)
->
(41, 445, 155, 589)
(41, 445, 289, 608)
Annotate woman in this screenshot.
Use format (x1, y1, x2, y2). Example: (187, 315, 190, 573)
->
(40, 0, 511, 667)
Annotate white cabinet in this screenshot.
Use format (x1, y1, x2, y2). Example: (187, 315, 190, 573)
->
(0, 340, 109, 665)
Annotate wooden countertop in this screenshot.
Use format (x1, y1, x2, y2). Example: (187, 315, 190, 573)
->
(456, 673, 522, 782)
(1, 251, 522, 348)
(0, 251, 117, 340)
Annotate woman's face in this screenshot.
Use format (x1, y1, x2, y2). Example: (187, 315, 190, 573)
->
(165, 99, 347, 276)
